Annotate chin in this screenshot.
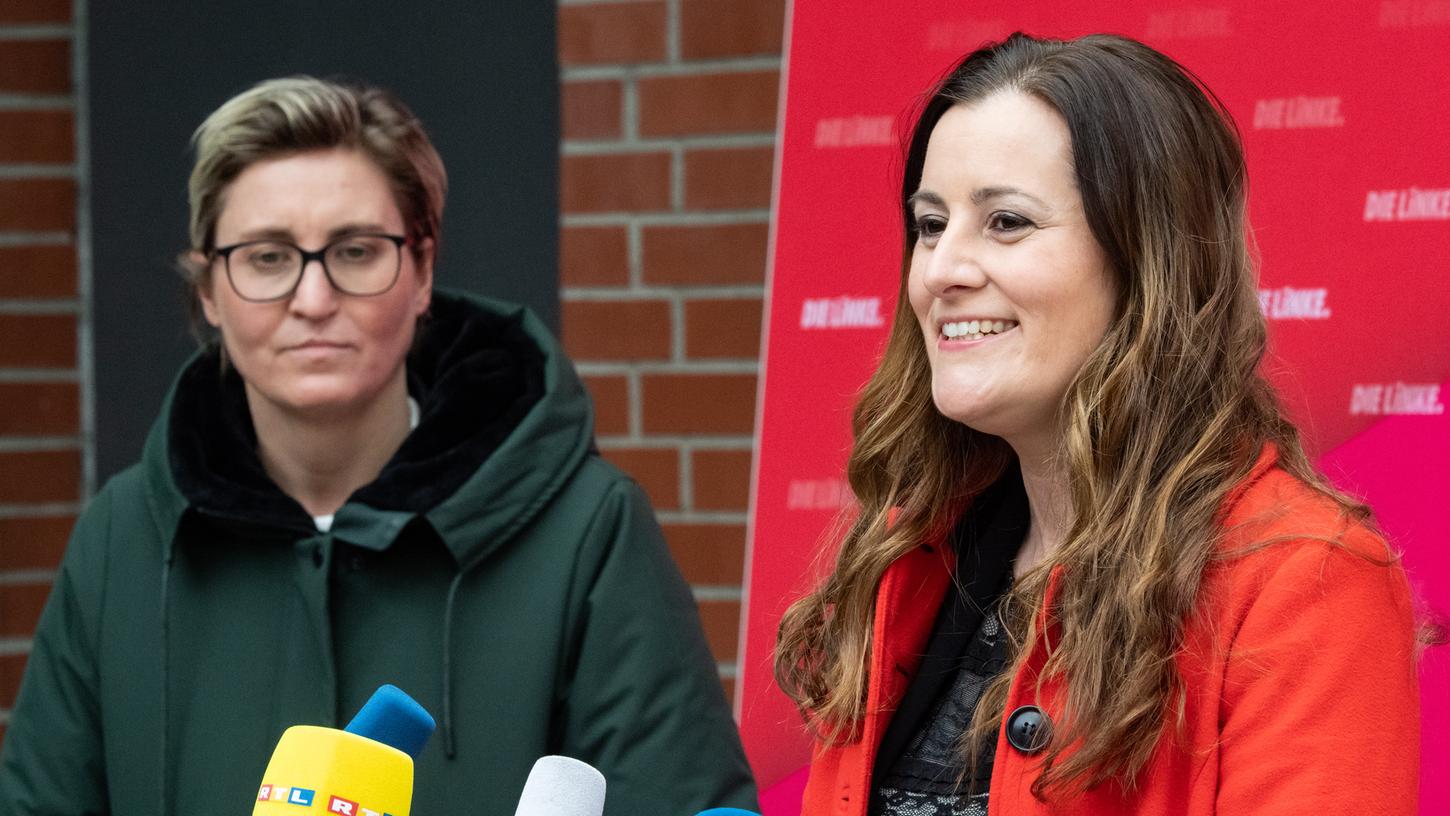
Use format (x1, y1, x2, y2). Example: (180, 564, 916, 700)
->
(281, 395, 364, 418)
(260, 379, 378, 417)
(930, 376, 990, 425)
(931, 396, 987, 430)
(931, 391, 1036, 442)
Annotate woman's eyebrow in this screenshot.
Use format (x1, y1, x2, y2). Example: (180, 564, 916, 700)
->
(906, 187, 1052, 210)
(231, 222, 392, 243)
(906, 190, 946, 210)
(970, 186, 1051, 209)
(326, 222, 390, 239)
(234, 226, 294, 242)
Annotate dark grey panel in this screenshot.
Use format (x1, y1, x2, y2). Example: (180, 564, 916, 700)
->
(90, 1, 559, 480)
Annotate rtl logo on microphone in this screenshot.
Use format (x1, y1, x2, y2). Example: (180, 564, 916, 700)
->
(258, 784, 396, 816)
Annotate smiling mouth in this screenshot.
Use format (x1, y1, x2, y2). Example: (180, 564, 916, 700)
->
(940, 319, 1018, 341)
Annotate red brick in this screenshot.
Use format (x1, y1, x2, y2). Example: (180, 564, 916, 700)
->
(642, 373, 756, 434)
(0, 582, 50, 637)
(559, 1, 667, 65)
(638, 71, 779, 137)
(662, 523, 745, 584)
(0, 451, 80, 503)
(0, 383, 77, 435)
(642, 223, 767, 285)
(0, 110, 73, 163)
(681, 0, 786, 58)
(561, 80, 623, 140)
(696, 599, 741, 662)
(561, 152, 671, 213)
(0, 314, 74, 367)
(561, 226, 629, 286)
(684, 147, 774, 210)
(562, 299, 671, 361)
(0, 179, 74, 231)
(0, 515, 73, 571)
(0, 246, 76, 298)
(0, 40, 69, 94)
(583, 374, 630, 436)
(0, 653, 27, 709)
(0, 0, 70, 23)
(692, 449, 753, 511)
(684, 297, 762, 359)
(602, 446, 680, 510)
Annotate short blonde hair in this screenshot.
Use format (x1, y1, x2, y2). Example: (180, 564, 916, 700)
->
(185, 76, 447, 285)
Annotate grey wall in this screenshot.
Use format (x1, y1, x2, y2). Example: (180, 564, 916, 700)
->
(89, 2, 559, 480)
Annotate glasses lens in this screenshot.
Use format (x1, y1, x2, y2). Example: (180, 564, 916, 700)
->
(325, 235, 402, 296)
(228, 241, 302, 301)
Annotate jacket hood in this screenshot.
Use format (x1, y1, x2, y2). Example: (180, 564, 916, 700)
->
(140, 289, 593, 567)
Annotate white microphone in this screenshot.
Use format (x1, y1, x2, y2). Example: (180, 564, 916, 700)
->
(513, 755, 606, 816)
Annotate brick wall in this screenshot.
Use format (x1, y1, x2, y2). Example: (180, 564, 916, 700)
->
(0, 0, 88, 746)
(558, 0, 783, 703)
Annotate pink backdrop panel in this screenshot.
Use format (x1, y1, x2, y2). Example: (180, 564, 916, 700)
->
(740, 2, 1449, 813)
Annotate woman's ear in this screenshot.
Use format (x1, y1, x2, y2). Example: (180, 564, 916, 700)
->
(192, 251, 223, 328)
(412, 238, 435, 316)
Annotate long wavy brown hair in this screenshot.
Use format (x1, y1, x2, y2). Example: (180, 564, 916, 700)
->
(774, 32, 1377, 797)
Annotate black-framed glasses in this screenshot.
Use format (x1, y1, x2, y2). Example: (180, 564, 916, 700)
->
(209, 233, 410, 302)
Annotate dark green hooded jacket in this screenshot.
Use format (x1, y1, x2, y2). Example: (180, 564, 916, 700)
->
(0, 291, 757, 816)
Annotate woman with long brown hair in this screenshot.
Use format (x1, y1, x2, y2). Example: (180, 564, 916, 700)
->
(776, 33, 1422, 815)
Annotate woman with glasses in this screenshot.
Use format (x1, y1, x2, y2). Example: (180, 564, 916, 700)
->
(0, 77, 757, 816)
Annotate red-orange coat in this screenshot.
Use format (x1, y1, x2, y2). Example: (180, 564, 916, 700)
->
(801, 448, 1420, 815)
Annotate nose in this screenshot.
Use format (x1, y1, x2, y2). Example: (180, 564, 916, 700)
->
(921, 224, 989, 297)
(288, 257, 341, 318)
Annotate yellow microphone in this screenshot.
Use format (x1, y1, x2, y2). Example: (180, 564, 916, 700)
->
(252, 685, 435, 816)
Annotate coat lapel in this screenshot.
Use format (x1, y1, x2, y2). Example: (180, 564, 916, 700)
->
(842, 541, 955, 811)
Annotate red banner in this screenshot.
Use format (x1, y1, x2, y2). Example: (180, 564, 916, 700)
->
(740, 2, 1450, 813)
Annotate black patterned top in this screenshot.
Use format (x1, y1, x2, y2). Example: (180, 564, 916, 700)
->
(869, 598, 1009, 816)
(867, 464, 1028, 816)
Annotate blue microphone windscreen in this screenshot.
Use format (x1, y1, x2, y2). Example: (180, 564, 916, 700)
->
(693, 810, 761, 816)
(344, 684, 436, 760)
